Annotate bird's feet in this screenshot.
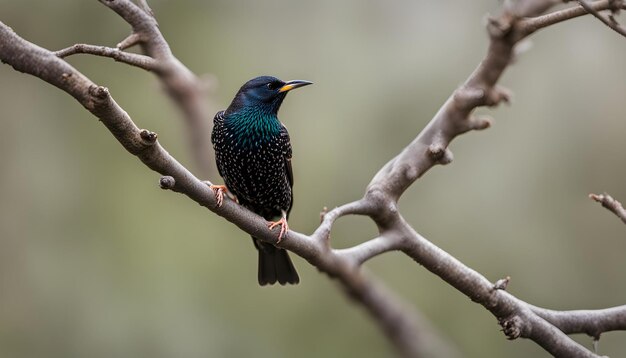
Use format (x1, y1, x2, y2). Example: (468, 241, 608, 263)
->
(208, 184, 228, 207)
(268, 216, 289, 244)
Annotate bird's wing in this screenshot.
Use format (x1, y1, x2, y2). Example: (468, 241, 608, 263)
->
(279, 123, 293, 189)
(211, 111, 226, 178)
(280, 123, 294, 216)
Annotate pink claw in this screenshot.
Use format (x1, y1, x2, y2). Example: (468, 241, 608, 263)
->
(268, 216, 289, 243)
(209, 184, 227, 207)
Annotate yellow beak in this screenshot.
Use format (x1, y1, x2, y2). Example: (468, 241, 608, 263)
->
(278, 80, 313, 93)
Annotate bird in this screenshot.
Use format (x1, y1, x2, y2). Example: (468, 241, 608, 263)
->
(210, 76, 312, 285)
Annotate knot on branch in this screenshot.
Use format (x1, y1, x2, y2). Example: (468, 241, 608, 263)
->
(428, 144, 453, 165)
(493, 276, 511, 291)
(88, 85, 110, 100)
(140, 129, 158, 145)
(320, 206, 329, 223)
(87, 85, 112, 112)
(159, 176, 175, 189)
(499, 315, 523, 340)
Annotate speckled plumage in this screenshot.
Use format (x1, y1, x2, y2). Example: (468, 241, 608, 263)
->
(211, 76, 311, 285)
(212, 110, 293, 218)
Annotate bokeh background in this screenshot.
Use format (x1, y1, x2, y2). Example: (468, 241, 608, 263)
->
(1, 1, 625, 357)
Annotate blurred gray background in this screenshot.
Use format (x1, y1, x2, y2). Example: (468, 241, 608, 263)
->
(1, 0, 625, 357)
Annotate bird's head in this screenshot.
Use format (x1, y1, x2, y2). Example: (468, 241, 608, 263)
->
(226, 76, 313, 116)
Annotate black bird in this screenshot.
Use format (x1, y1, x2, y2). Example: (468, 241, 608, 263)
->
(211, 76, 312, 285)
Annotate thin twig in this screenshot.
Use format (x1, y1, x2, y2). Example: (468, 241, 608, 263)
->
(530, 304, 626, 338)
(312, 199, 374, 245)
(334, 235, 403, 266)
(518, 0, 626, 37)
(117, 33, 142, 50)
(590, 193, 626, 224)
(55, 44, 160, 72)
(577, 0, 626, 37)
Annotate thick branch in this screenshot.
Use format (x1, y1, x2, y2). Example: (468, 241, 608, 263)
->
(367, 26, 512, 202)
(367, 0, 625, 205)
(348, 1, 626, 356)
(398, 221, 599, 357)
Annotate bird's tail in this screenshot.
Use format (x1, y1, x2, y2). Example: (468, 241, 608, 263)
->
(253, 238, 299, 285)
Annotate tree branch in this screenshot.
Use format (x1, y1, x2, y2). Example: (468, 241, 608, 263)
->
(53, 0, 217, 177)
(530, 304, 626, 338)
(590, 193, 626, 224)
(117, 33, 142, 50)
(576, 0, 626, 38)
(518, 0, 626, 36)
(398, 222, 600, 357)
(98, 0, 217, 178)
(366, 0, 625, 205)
(55, 44, 160, 72)
(2, 0, 625, 357)
(335, 235, 402, 266)
(335, 1, 626, 356)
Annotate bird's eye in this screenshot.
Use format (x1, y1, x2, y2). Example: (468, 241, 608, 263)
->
(267, 82, 280, 90)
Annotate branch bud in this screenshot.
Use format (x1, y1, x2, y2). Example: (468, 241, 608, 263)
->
(159, 176, 175, 189)
(140, 129, 158, 145)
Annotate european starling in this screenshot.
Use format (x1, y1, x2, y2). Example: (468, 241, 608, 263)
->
(211, 76, 312, 285)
